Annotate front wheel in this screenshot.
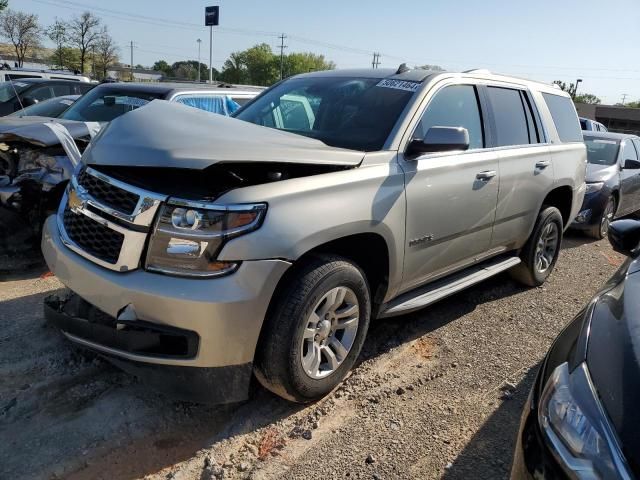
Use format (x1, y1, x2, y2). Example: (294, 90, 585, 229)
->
(510, 206, 563, 287)
(588, 196, 616, 239)
(254, 255, 371, 403)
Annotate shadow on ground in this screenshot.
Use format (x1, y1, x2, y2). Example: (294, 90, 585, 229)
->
(443, 362, 541, 480)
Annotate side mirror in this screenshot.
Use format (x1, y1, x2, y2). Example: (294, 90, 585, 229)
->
(623, 159, 640, 170)
(608, 220, 640, 257)
(20, 97, 37, 108)
(406, 126, 470, 158)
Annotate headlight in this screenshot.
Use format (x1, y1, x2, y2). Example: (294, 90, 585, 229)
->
(145, 200, 267, 277)
(585, 182, 604, 194)
(539, 362, 632, 479)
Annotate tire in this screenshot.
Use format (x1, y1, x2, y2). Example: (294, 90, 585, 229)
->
(510, 206, 563, 287)
(254, 255, 371, 403)
(587, 196, 616, 239)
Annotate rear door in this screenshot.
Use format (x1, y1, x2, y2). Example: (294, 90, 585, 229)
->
(618, 140, 640, 215)
(485, 85, 554, 250)
(399, 82, 500, 293)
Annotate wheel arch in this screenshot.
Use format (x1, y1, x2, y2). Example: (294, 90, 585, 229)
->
(541, 185, 574, 228)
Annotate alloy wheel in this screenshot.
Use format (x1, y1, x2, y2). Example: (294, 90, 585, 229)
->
(301, 286, 360, 379)
(600, 200, 615, 238)
(535, 222, 559, 273)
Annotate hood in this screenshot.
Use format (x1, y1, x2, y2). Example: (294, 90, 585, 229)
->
(586, 263, 640, 471)
(82, 100, 365, 169)
(0, 116, 97, 147)
(586, 163, 618, 183)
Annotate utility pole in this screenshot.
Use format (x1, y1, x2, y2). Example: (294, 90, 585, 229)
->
(371, 52, 381, 69)
(209, 26, 213, 83)
(622, 94, 629, 106)
(130, 41, 134, 82)
(278, 33, 287, 80)
(197, 38, 202, 83)
(572, 78, 582, 98)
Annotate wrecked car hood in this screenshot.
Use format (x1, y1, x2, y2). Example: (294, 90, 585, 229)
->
(82, 100, 365, 169)
(0, 116, 100, 147)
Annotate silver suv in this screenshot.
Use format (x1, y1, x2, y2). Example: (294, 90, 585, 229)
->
(42, 67, 586, 404)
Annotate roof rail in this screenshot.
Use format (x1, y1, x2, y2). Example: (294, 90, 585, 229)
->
(463, 68, 492, 74)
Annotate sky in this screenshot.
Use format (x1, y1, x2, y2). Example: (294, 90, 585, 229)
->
(17, 0, 640, 105)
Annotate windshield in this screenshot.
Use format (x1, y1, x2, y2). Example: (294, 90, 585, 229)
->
(584, 137, 620, 166)
(0, 81, 29, 103)
(60, 87, 164, 122)
(9, 96, 77, 118)
(234, 76, 417, 151)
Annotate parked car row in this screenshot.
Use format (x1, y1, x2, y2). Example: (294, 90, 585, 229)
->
(0, 80, 263, 255)
(8, 65, 640, 480)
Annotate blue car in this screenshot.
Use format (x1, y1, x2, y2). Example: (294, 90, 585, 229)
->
(572, 131, 640, 238)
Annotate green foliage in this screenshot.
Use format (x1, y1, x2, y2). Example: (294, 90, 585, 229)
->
(218, 43, 335, 86)
(573, 93, 601, 105)
(152, 59, 218, 81)
(0, 1, 9, 12)
(46, 46, 79, 71)
(624, 101, 640, 108)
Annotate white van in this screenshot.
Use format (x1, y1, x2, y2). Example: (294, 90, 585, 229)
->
(0, 68, 91, 83)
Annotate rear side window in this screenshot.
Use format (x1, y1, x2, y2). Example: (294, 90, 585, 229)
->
(52, 84, 72, 96)
(487, 87, 536, 146)
(414, 84, 484, 149)
(622, 140, 638, 162)
(542, 93, 582, 143)
(580, 119, 587, 130)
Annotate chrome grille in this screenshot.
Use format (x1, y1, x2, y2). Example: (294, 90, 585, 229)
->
(62, 206, 124, 264)
(77, 169, 139, 215)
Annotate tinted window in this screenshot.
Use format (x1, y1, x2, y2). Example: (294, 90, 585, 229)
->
(52, 84, 72, 96)
(26, 85, 52, 101)
(487, 87, 531, 146)
(6, 74, 39, 80)
(51, 76, 79, 82)
(580, 119, 587, 130)
(76, 84, 94, 94)
(622, 140, 638, 162)
(9, 96, 77, 118)
(542, 93, 582, 142)
(584, 137, 619, 166)
(414, 85, 484, 149)
(0, 81, 28, 102)
(235, 77, 416, 151)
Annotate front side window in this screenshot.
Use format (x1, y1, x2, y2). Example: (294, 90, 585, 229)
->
(52, 84, 72, 96)
(584, 136, 619, 166)
(0, 81, 28, 102)
(60, 88, 163, 122)
(26, 85, 53, 102)
(413, 84, 484, 149)
(235, 76, 416, 151)
(542, 93, 582, 143)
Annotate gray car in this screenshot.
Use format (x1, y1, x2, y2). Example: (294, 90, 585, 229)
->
(42, 66, 586, 404)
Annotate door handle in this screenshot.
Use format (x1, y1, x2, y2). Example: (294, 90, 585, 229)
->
(476, 170, 497, 181)
(535, 160, 551, 169)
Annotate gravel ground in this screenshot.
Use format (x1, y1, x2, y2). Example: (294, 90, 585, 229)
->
(0, 233, 624, 480)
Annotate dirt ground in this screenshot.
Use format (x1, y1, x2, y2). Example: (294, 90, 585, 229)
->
(0, 233, 625, 480)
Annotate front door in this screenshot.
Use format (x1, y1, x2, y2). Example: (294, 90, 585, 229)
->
(399, 83, 500, 294)
(618, 139, 640, 215)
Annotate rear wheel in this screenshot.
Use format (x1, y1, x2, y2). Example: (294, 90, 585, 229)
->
(510, 206, 563, 287)
(254, 255, 371, 403)
(588, 196, 616, 239)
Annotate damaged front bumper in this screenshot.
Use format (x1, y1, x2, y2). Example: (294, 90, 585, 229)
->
(42, 215, 291, 403)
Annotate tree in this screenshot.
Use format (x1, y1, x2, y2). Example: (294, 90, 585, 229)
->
(94, 27, 118, 79)
(219, 51, 247, 84)
(0, 1, 9, 13)
(284, 52, 334, 77)
(152, 60, 171, 76)
(244, 43, 278, 86)
(0, 9, 42, 67)
(47, 18, 68, 69)
(68, 11, 101, 74)
(574, 93, 601, 105)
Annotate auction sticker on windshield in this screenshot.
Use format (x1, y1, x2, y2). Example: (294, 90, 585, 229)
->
(376, 79, 421, 92)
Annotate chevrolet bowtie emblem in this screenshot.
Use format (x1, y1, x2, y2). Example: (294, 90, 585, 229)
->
(68, 188, 86, 213)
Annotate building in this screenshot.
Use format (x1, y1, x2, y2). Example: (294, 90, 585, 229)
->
(575, 103, 640, 136)
(106, 65, 164, 82)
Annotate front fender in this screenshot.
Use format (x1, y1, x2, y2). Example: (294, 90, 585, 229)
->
(216, 159, 406, 300)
